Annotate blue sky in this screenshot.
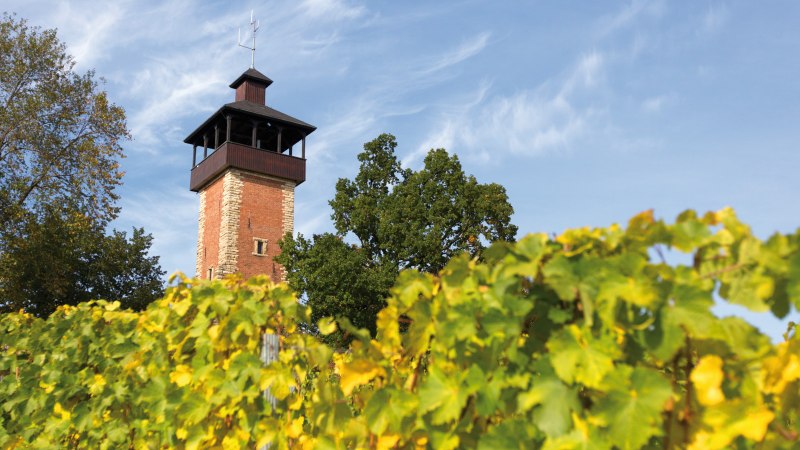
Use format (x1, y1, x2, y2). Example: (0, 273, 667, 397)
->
(6, 0, 800, 339)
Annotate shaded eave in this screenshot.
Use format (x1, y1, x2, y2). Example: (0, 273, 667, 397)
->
(183, 101, 316, 145)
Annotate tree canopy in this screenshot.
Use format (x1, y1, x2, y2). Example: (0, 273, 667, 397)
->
(0, 14, 163, 315)
(0, 14, 127, 237)
(278, 133, 517, 342)
(0, 206, 165, 316)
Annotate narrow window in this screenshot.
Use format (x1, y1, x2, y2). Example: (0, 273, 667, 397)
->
(208, 267, 214, 279)
(253, 238, 268, 256)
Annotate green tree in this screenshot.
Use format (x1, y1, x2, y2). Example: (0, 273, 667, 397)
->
(0, 14, 164, 315)
(0, 14, 127, 239)
(278, 133, 517, 342)
(0, 206, 165, 317)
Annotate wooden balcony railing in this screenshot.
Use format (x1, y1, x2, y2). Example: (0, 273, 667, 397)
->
(190, 141, 306, 191)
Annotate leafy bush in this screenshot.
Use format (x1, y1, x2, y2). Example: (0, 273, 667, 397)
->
(1, 208, 799, 449)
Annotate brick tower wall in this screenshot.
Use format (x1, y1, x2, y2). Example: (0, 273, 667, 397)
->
(196, 168, 295, 282)
(196, 175, 224, 279)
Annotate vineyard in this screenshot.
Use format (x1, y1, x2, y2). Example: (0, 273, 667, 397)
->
(1, 208, 799, 449)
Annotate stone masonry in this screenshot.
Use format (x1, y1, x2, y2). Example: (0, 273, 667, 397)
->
(196, 168, 294, 282)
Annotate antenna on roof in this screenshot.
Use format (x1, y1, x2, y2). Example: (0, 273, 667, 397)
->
(238, 10, 260, 69)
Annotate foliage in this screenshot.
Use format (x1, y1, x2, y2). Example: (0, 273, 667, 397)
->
(2, 208, 800, 449)
(278, 133, 517, 343)
(0, 14, 162, 315)
(277, 233, 395, 340)
(0, 14, 129, 236)
(0, 206, 165, 317)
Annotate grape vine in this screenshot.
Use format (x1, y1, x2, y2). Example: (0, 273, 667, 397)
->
(1, 208, 799, 449)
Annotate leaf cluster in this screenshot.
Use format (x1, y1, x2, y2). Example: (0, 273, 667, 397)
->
(2, 208, 800, 449)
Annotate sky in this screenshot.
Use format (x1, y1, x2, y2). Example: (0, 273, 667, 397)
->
(5, 0, 800, 340)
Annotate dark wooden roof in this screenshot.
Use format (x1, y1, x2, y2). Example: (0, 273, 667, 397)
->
(183, 100, 316, 145)
(229, 68, 273, 88)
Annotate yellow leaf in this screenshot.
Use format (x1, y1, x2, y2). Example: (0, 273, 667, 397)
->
(318, 317, 337, 335)
(208, 324, 220, 340)
(222, 435, 241, 450)
(170, 365, 193, 387)
(691, 356, 725, 406)
(338, 359, 386, 396)
(377, 434, 401, 450)
(288, 393, 304, 411)
(740, 408, 774, 441)
(287, 416, 304, 439)
(176, 428, 188, 440)
(39, 381, 54, 394)
(172, 298, 192, 317)
(763, 342, 800, 394)
(783, 354, 800, 384)
(53, 402, 71, 420)
(89, 374, 106, 395)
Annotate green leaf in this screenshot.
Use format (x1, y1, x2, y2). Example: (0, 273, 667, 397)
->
(364, 388, 418, 435)
(647, 281, 715, 361)
(546, 325, 618, 389)
(477, 418, 535, 450)
(518, 362, 579, 437)
(419, 367, 467, 425)
(671, 218, 711, 251)
(594, 366, 673, 450)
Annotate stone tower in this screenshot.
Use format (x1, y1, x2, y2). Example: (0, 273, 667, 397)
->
(184, 68, 315, 281)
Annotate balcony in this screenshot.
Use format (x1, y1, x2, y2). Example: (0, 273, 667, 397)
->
(190, 141, 306, 191)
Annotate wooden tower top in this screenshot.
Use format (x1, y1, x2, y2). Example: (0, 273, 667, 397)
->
(184, 68, 316, 192)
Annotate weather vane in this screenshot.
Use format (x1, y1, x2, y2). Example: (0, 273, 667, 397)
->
(238, 11, 260, 69)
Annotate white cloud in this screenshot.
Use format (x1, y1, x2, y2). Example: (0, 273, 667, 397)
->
(298, 0, 366, 21)
(596, 0, 665, 38)
(413, 52, 605, 162)
(416, 32, 491, 76)
(701, 4, 729, 34)
(561, 51, 605, 96)
(312, 30, 493, 163)
(641, 94, 669, 112)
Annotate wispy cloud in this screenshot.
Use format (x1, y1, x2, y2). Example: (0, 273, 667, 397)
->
(412, 51, 605, 163)
(641, 94, 671, 113)
(311, 29, 493, 162)
(298, 0, 366, 21)
(596, 0, 665, 38)
(416, 31, 491, 76)
(701, 4, 729, 34)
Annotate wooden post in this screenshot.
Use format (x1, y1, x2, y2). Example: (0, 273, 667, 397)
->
(301, 133, 306, 159)
(251, 121, 258, 147)
(203, 134, 208, 158)
(192, 144, 197, 167)
(261, 332, 279, 450)
(226, 115, 232, 142)
(214, 125, 219, 149)
(276, 127, 282, 153)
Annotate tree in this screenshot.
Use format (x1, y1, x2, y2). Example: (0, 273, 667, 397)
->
(278, 133, 517, 342)
(0, 206, 165, 317)
(0, 14, 127, 241)
(0, 14, 164, 315)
